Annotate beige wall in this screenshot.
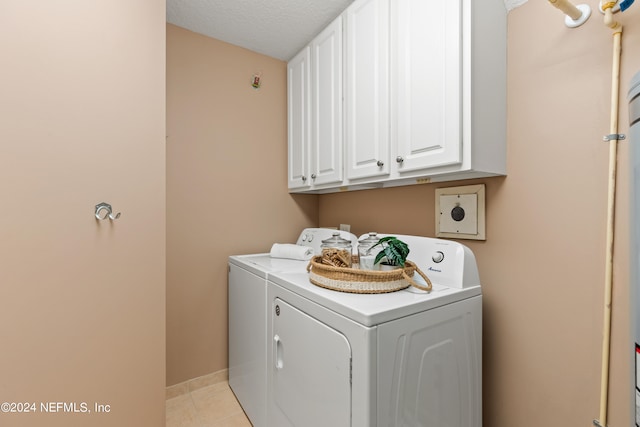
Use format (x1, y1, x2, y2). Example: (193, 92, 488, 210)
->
(1, 1, 166, 426)
(320, 1, 639, 426)
(166, 24, 318, 386)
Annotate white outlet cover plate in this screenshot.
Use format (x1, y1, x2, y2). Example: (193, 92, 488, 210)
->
(435, 184, 486, 240)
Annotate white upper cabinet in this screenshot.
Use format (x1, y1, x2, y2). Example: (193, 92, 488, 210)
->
(287, 47, 311, 190)
(391, 0, 462, 174)
(310, 16, 343, 186)
(345, 0, 390, 181)
(288, 16, 343, 191)
(287, 0, 506, 193)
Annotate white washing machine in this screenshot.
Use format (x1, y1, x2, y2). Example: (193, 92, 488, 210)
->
(266, 234, 482, 427)
(228, 228, 359, 427)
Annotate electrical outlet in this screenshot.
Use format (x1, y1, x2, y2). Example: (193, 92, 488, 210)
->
(339, 224, 351, 232)
(435, 184, 486, 240)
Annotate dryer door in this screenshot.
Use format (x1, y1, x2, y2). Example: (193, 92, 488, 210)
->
(270, 298, 352, 427)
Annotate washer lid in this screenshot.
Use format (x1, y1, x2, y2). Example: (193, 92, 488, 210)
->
(229, 254, 310, 278)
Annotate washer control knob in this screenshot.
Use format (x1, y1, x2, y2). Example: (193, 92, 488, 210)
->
(307, 234, 313, 242)
(432, 251, 445, 263)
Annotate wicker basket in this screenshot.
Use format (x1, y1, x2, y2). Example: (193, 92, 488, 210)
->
(306, 256, 433, 294)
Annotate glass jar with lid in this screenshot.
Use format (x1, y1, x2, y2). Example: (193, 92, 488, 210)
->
(320, 232, 353, 268)
(358, 232, 381, 271)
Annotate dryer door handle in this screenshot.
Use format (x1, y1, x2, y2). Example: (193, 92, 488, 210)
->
(274, 335, 284, 370)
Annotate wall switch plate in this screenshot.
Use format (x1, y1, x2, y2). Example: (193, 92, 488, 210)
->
(435, 184, 486, 240)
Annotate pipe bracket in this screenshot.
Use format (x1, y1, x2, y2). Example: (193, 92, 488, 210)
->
(603, 133, 626, 141)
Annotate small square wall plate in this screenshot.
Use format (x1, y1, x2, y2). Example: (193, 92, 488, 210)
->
(435, 184, 486, 240)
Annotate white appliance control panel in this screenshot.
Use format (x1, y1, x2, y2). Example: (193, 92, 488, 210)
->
(295, 228, 358, 255)
(368, 234, 481, 289)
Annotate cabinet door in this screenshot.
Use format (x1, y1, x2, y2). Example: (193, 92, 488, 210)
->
(345, 0, 390, 180)
(269, 298, 351, 427)
(392, 0, 462, 173)
(288, 47, 311, 190)
(310, 16, 344, 186)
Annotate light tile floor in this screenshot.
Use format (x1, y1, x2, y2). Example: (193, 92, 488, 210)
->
(166, 381, 252, 427)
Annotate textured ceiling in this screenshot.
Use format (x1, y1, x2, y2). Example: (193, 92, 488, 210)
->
(167, 0, 354, 61)
(167, 0, 526, 62)
(504, 0, 529, 10)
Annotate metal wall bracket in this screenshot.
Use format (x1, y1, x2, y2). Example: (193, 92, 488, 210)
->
(593, 419, 605, 427)
(603, 133, 626, 141)
(95, 202, 121, 220)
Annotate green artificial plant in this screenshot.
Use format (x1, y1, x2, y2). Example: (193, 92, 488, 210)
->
(371, 236, 410, 268)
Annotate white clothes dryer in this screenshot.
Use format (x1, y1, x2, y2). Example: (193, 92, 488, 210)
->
(266, 234, 483, 427)
(228, 228, 358, 427)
